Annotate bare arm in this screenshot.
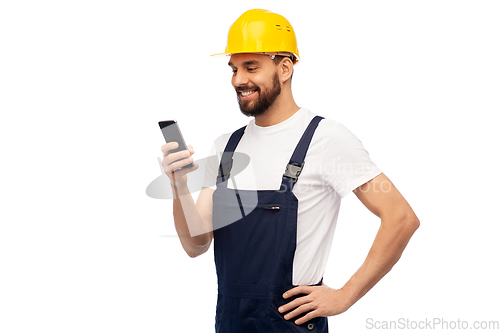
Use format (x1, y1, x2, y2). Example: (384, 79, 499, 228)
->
(162, 142, 214, 258)
(342, 172, 420, 306)
(280, 172, 420, 324)
(171, 184, 214, 258)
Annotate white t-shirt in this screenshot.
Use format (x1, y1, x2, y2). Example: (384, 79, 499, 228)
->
(203, 108, 382, 285)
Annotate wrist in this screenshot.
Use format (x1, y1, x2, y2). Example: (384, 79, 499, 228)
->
(170, 179, 189, 196)
(339, 281, 363, 309)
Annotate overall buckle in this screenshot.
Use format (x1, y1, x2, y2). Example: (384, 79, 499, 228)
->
(217, 159, 234, 180)
(283, 162, 304, 181)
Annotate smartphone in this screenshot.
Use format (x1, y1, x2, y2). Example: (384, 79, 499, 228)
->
(158, 120, 195, 169)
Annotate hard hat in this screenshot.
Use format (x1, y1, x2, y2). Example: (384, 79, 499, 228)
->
(212, 9, 300, 64)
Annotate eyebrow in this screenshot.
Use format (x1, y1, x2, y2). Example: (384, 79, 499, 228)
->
(228, 60, 261, 67)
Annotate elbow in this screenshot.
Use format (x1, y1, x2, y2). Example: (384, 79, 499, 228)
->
(181, 231, 213, 258)
(186, 251, 199, 259)
(185, 240, 212, 259)
(403, 213, 420, 235)
(185, 246, 205, 259)
(413, 217, 420, 231)
(410, 214, 420, 231)
(385, 211, 419, 235)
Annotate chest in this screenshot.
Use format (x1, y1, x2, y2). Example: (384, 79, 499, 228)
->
(227, 132, 325, 192)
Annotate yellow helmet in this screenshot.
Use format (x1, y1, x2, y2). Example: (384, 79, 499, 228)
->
(212, 9, 300, 64)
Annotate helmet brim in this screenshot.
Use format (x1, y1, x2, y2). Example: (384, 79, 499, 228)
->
(210, 52, 299, 64)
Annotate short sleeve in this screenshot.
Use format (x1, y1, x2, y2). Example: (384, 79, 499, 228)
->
(202, 133, 231, 190)
(321, 123, 382, 198)
(202, 144, 218, 190)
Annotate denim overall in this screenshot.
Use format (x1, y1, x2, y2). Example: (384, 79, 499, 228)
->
(212, 116, 328, 333)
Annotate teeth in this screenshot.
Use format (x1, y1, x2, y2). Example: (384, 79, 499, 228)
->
(241, 91, 253, 97)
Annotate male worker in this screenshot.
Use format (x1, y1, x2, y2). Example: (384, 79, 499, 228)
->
(161, 9, 419, 333)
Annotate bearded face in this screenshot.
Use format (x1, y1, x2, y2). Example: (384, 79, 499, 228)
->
(235, 71, 281, 117)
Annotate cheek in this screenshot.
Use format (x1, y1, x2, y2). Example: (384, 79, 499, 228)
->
(256, 73, 275, 89)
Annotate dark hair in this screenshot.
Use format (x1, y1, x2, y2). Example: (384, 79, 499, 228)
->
(272, 54, 295, 65)
(272, 54, 295, 81)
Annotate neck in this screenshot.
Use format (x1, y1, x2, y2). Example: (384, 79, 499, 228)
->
(254, 88, 300, 127)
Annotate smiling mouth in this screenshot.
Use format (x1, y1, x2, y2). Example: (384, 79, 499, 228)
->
(239, 90, 257, 99)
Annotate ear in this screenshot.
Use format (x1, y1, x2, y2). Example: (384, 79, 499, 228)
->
(278, 57, 294, 83)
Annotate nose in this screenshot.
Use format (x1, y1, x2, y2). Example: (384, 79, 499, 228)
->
(232, 69, 249, 88)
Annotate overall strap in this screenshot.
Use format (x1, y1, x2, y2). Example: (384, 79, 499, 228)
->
(281, 115, 324, 191)
(216, 125, 246, 187)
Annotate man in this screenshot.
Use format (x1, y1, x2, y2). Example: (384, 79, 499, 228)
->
(161, 9, 419, 333)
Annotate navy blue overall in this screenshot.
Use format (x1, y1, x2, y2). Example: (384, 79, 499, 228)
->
(212, 116, 329, 333)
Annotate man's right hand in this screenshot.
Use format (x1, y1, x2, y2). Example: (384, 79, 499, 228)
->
(161, 142, 198, 187)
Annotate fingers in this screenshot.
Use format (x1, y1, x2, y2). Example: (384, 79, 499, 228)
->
(162, 154, 195, 174)
(161, 141, 179, 155)
(161, 142, 195, 157)
(282, 301, 315, 321)
(166, 150, 193, 165)
(279, 297, 319, 325)
(279, 286, 316, 323)
(161, 143, 195, 167)
(291, 309, 321, 326)
(169, 164, 199, 184)
(160, 142, 197, 185)
(279, 294, 312, 315)
(283, 286, 313, 299)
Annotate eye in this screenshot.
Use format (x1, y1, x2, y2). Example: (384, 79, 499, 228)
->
(247, 67, 257, 72)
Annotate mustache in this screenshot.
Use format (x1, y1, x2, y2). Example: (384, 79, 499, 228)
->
(236, 85, 260, 93)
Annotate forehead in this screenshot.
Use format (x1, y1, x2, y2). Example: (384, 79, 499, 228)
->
(228, 53, 272, 66)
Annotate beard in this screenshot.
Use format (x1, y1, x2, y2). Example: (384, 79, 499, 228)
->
(237, 72, 281, 117)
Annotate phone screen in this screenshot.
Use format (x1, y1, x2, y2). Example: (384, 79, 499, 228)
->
(159, 120, 194, 168)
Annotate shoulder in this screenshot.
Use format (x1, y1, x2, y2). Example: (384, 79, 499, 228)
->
(210, 123, 248, 154)
(307, 111, 372, 161)
(305, 111, 358, 143)
(210, 132, 231, 154)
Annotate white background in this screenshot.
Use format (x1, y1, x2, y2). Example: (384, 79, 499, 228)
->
(1, 0, 499, 332)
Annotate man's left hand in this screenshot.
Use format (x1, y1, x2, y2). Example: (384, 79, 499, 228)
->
(279, 283, 351, 325)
